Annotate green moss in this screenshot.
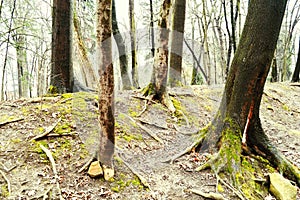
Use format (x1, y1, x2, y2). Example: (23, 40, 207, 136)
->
(54, 122, 73, 134)
(1, 185, 9, 197)
(10, 138, 21, 143)
(282, 104, 290, 111)
(47, 85, 58, 94)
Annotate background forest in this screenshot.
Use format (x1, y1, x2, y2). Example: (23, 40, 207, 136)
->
(0, 0, 299, 100)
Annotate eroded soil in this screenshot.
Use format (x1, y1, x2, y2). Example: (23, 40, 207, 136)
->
(0, 83, 299, 199)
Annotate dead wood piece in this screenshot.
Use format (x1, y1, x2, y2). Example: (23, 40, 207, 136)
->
(78, 152, 97, 173)
(116, 153, 151, 189)
(187, 189, 227, 200)
(132, 95, 158, 105)
(137, 118, 168, 129)
(0, 169, 11, 196)
(39, 144, 63, 200)
(20, 96, 61, 106)
(30, 117, 62, 141)
(0, 117, 24, 127)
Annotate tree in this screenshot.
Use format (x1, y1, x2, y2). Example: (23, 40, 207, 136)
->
(142, 0, 175, 111)
(194, 0, 299, 197)
(96, 0, 115, 180)
(50, 0, 73, 93)
(112, 0, 131, 90)
(291, 37, 300, 82)
(129, 0, 139, 88)
(169, 0, 186, 87)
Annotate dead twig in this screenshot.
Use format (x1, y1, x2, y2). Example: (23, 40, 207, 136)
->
(0, 169, 11, 196)
(136, 100, 148, 117)
(173, 124, 200, 135)
(39, 144, 63, 200)
(78, 153, 96, 173)
(30, 117, 62, 141)
(0, 117, 24, 127)
(137, 118, 168, 129)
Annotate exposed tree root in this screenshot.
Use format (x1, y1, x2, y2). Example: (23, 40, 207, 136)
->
(0, 117, 24, 127)
(115, 151, 151, 189)
(0, 169, 11, 196)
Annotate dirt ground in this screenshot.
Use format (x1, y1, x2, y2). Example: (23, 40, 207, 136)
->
(0, 82, 299, 199)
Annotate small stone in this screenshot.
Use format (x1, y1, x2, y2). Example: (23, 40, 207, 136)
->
(269, 173, 297, 200)
(88, 161, 103, 178)
(102, 165, 114, 181)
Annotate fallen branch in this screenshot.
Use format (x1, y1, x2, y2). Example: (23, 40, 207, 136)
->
(136, 100, 148, 117)
(78, 154, 96, 173)
(173, 124, 200, 135)
(0, 117, 24, 127)
(0, 169, 11, 196)
(137, 118, 168, 129)
(187, 189, 227, 200)
(39, 144, 63, 200)
(20, 96, 60, 106)
(30, 117, 62, 141)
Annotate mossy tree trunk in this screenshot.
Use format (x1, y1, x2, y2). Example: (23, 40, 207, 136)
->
(143, 0, 174, 112)
(96, 0, 115, 180)
(73, 3, 97, 88)
(291, 37, 300, 82)
(51, 0, 73, 93)
(197, 0, 299, 196)
(112, 0, 131, 90)
(169, 0, 186, 87)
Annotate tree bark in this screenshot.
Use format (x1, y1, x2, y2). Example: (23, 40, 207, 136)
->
(197, 0, 299, 196)
(112, 0, 131, 90)
(291, 37, 300, 82)
(129, 0, 139, 88)
(169, 0, 186, 87)
(51, 0, 73, 93)
(96, 0, 115, 180)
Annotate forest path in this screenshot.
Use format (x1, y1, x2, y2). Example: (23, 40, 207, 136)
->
(0, 83, 299, 199)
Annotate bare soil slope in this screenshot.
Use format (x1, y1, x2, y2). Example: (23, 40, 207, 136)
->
(0, 83, 299, 199)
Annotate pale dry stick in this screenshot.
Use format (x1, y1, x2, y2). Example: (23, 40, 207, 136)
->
(216, 175, 246, 200)
(39, 144, 63, 200)
(78, 154, 95, 173)
(137, 118, 168, 129)
(0, 169, 11, 196)
(136, 100, 148, 117)
(187, 188, 227, 200)
(30, 117, 62, 141)
(173, 124, 200, 135)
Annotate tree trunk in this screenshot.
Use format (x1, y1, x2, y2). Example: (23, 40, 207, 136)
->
(271, 52, 278, 82)
(291, 37, 300, 82)
(169, 0, 186, 87)
(196, 0, 299, 197)
(129, 0, 139, 88)
(73, 4, 97, 88)
(96, 0, 115, 181)
(51, 0, 73, 93)
(112, 0, 131, 90)
(150, 0, 155, 57)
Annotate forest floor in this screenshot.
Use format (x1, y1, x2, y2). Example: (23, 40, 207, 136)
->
(0, 82, 299, 200)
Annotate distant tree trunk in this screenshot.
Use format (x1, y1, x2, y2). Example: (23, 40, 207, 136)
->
(196, 0, 299, 196)
(291, 37, 300, 82)
(169, 0, 186, 87)
(129, 0, 139, 88)
(96, 0, 115, 180)
(112, 0, 131, 90)
(271, 52, 278, 82)
(51, 0, 73, 93)
(1, 0, 16, 100)
(142, 0, 174, 111)
(150, 0, 155, 57)
(73, 4, 97, 88)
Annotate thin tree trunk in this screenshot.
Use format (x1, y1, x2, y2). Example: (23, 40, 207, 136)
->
(169, 0, 186, 87)
(1, 0, 16, 100)
(291, 37, 300, 82)
(129, 0, 139, 88)
(271, 51, 278, 82)
(73, 4, 97, 88)
(150, 0, 155, 57)
(112, 0, 131, 90)
(96, 0, 115, 180)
